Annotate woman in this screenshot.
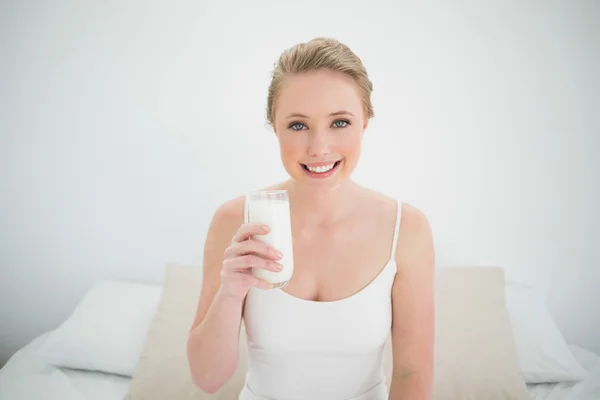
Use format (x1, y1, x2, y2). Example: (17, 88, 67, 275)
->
(187, 37, 435, 400)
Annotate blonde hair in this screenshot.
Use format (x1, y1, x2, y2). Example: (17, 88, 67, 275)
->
(266, 37, 374, 125)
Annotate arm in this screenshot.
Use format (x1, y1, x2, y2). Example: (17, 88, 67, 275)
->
(388, 204, 435, 400)
(186, 200, 245, 394)
(186, 197, 280, 393)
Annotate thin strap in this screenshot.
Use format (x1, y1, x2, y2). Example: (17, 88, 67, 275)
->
(390, 200, 402, 259)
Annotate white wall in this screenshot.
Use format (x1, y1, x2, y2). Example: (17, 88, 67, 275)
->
(1, 0, 599, 365)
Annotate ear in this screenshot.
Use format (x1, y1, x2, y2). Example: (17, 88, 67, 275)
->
(268, 121, 278, 136)
(362, 118, 369, 132)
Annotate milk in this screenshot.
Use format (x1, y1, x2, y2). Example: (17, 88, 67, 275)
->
(245, 191, 294, 288)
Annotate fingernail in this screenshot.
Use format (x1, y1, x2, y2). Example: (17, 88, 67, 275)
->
(274, 263, 283, 271)
(262, 225, 270, 232)
(275, 250, 283, 258)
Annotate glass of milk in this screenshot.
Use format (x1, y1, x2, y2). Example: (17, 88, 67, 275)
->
(245, 190, 294, 289)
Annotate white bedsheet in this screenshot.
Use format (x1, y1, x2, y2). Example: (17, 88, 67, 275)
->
(0, 332, 130, 400)
(1, 332, 599, 400)
(527, 345, 600, 400)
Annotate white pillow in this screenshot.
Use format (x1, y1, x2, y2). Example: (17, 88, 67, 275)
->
(37, 280, 162, 377)
(505, 282, 588, 383)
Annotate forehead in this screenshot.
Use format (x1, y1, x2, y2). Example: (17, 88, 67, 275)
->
(275, 69, 364, 118)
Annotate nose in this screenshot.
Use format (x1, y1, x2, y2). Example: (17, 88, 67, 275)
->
(307, 130, 331, 157)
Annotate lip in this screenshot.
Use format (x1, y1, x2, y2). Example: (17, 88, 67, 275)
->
(301, 160, 341, 168)
(300, 159, 343, 179)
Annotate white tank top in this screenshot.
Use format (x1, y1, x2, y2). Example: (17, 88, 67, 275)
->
(239, 200, 401, 400)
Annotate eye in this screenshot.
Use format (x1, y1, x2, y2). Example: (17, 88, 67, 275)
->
(332, 119, 350, 128)
(288, 122, 306, 131)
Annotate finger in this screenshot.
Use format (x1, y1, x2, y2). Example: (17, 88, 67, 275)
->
(223, 254, 283, 273)
(244, 273, 274, 290)
(225, 238, 282, 260)
(232, 223, 270, 244)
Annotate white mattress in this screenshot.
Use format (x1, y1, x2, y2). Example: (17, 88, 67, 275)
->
(1, 332, 599, 400)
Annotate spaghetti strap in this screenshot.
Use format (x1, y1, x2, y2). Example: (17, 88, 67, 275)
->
(390, 200, 402, 260)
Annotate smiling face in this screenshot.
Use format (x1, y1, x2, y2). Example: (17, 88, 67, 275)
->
(272, 69, 369, 191)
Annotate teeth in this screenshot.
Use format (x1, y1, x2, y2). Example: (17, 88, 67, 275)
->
(306, 163, 335, 173)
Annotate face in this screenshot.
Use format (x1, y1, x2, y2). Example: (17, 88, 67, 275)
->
(272, 69, 368, 191)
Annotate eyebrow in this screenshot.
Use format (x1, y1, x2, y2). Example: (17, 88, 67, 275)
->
(285, 110, 355, 120)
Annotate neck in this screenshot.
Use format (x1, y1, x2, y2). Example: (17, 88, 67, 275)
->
(285, 179, 359, 226)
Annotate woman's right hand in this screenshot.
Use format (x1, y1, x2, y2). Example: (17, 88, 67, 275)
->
(219, 223, 283, 300)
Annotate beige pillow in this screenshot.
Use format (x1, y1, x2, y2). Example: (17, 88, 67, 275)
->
(124, 264, 246, 400)
(431, 267, 529, 399)
(125, 265, 528, 400)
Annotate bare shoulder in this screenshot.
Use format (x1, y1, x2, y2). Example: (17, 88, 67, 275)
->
(396, 202, 434, 269)
(208, 195, 245, 235)
(355, 186, 430, 236)
(357, 186, 399, 219)
(399, 202, 431, 235)
(202, 194, 247, 276)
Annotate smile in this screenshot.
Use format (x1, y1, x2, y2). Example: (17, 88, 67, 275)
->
(300, 160, 342, 177)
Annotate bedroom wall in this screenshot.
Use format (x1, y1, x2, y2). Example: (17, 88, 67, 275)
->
(1, 0, 598, 366)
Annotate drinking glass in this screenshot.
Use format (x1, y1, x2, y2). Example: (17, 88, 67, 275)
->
(245, 190, 294, 289)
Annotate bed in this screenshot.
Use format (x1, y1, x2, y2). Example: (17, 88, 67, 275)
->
(1, 265, 599, 400)
(0, 332, 130, 400)
(1, 330, 600, 400)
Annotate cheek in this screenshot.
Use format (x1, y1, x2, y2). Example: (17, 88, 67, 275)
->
(337, 131, 362, 154)
(277, 134, 303, 160)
